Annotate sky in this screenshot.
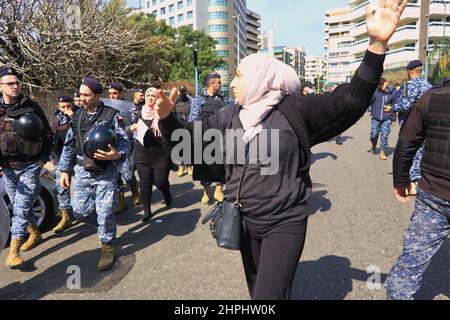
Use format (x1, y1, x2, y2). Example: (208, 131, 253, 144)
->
(126, 0, 349, 56)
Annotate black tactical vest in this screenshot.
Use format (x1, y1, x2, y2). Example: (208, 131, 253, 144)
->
(0, 105, 42, 161)
(51, 112, 71, 154)
(421, 80, 450, 178)
(201, 94, 226, 118)
(71, 104, 117, 157)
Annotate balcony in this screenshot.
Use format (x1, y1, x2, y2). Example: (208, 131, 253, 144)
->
(428, 22, 450, 38)
(430, 0, 450, 15)
(349, 25, 419, 55)
(349, 47, 419, 72)
(349, 1, 420, 21)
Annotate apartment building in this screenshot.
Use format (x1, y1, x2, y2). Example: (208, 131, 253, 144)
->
(305, 56, 325, 84)
(246, 9, 261, 55)
(325, 0, 450, 83)
(143, 0, 251, 96)
(324, 5, 353, 84)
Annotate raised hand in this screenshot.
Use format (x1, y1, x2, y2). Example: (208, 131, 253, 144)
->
(154, 87, 178, 120)
(366, 0, 408, 54)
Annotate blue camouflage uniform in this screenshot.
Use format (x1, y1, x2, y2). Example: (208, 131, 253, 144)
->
(393, 77, 432, 181)
(370, 87, 395, 152)
(52, 110, 72, 211)
(57, 111, 130, 244)
(385, 189, 450, 300)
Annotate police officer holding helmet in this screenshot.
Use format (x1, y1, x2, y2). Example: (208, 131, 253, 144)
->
(0, 67, 53, 269)
(57, 77, 130, 272)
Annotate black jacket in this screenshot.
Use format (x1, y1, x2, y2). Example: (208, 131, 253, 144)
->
(160, 50, 384, 226)
(393, 79, 450, 201)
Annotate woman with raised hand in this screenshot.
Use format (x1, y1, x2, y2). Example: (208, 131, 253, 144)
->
(131, 87, 174, 223)
(154, 0, 408, 300)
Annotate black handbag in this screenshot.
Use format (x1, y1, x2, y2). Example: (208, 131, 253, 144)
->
(201, 146, 249, 251)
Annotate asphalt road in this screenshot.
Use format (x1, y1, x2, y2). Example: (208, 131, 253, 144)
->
(0, 113, 448, 300)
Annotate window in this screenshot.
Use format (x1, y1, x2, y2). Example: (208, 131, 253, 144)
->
(178, 14, 184, 22)
(209, 12, 228, 20)
(169, 4, 174, 12)
(169, 16, 175, 25)
(187, 11, 193, 19)
(213, 37, 229, 45)
(216, 50, 229, 57)
(209, 25, 228, 32)
(160, 7, 166, 14)
(177, 1, 183, 9)
(187, 0, 193, 5)
(208, 0, 228, 6)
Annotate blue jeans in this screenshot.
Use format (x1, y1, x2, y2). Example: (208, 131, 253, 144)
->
(385, 189, 450, 300)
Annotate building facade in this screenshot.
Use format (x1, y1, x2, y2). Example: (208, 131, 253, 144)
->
(143, 0, 251, 97)
(305, 55, 325, 85)
(325, 0, 450, 83)
(246, 9, 261, 55)
(324, 5, 352, 85)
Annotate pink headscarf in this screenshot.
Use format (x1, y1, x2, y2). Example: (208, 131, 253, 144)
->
(238, 54, 301, 143)
(143, 87, 161, 137)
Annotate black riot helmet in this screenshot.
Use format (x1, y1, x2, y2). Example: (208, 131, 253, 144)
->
(13, 113, 44, 141)
(83, 122, 117, 159)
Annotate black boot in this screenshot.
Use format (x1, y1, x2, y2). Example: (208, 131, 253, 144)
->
(142, 210, 152, 223)
(164, 191, 173, 207)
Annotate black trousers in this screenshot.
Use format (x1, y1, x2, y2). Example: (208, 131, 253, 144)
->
(240, 218, 308, 300)
(135, 164, 171, 215)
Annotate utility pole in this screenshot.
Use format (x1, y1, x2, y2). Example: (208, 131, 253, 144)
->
(193, 49, 199, 96)
(419, 0, 430, 78)
(233, 14, 241, 65)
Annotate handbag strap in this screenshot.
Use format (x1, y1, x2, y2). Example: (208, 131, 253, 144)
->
(234, 143, 249, 208)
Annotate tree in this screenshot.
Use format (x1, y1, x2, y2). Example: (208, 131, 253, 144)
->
(166, 26, 225, 84)
(429, 37, 450, 83)
(0, 0, 170, 91)
(127, 15, 225, 85)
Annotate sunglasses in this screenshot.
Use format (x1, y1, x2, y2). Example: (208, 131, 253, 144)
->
(0, 81, 20, 87)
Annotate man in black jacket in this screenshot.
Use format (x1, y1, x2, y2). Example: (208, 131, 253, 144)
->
(0, 67, 53, 269)
(385, 79, 450, 300)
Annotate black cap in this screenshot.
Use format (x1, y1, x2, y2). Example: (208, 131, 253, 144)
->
(406, 60, 423, 70)
(74, 91, 80, 98)
(81, 77, 103, 94)
(133, 88, 144, 93)
(179, 85, 187, 93)
(206, 73, 221, 82)
(0, 67, 19, 79)
(58, 95, 73, 103)
(302, 81, 313, 89)
(109, 82, 123, 92)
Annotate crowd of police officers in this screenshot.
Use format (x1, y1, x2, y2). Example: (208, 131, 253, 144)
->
(0, 61, 449, 299)
(0, 67, 227, 272)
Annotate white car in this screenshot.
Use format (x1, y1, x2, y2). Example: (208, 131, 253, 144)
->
(0, 167, 59, 248)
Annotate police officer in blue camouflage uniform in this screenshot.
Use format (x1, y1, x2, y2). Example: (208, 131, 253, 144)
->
(108, 82, 140, 213)
(57, 77, 130, 271)
(393, 60, 432, 193)
(50, 95, 78, 234)
(385, 78, 450, 300)
(370, 78, 395, 160)
(0, 67, 53, 269)
(189, 74, 226, 204)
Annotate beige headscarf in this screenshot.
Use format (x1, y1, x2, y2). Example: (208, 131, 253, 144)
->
(238, 54, 301, 143)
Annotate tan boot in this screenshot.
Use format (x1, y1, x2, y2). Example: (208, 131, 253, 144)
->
(214, 185, 225, 202)
(97, 244, 116, 272)
(380, 150, 388, 160)
(114, 192, 127, 215)
(131, 185, 141, 206)
(177, 165, 186, 177)
(187, 166, 194, 176)
(201, 186, 211, 205)
(53, 208, 74, 234)
(6, 238, 25, 269)
(20, 224, 43, 252)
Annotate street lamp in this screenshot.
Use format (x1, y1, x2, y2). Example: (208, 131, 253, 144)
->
(233, 14, 241, 65)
